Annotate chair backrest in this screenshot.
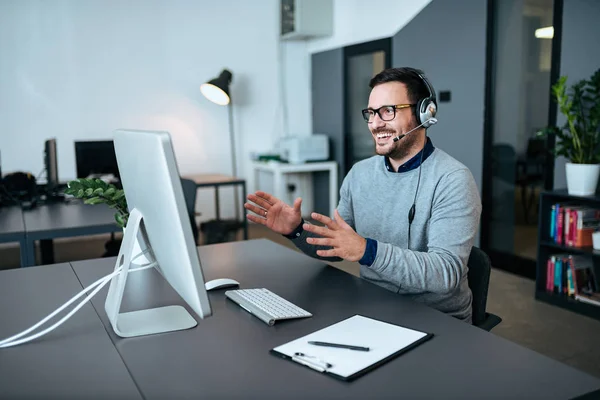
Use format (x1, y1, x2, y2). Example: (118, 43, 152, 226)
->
(180, 178, 199, 243)
(466, 246, 492, 326)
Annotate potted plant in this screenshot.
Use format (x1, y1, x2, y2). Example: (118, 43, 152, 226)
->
(64, 178, 129, 227)
(64, 178, 150, 262)
(538, 68, 600, 196)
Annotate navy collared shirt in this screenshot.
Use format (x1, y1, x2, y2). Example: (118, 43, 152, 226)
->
(359, 137, 436, 267)
(384, 136, 435, 173)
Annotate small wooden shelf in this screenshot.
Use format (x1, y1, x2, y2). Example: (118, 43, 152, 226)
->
(535, 290, 600, 320)
(539, 240, 600, 257)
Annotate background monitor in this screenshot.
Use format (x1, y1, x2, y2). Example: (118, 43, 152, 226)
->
(44, 138, 59, 188)
(107, 129, 212, 337)
(74, 140, 120, 184)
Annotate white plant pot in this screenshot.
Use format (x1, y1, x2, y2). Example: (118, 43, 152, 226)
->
(122, 226, 151, 265)
(593, 231, 600, 250)
(565, 162, 600, 196)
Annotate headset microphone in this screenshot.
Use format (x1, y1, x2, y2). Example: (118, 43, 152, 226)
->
(392, 118, 438, 142)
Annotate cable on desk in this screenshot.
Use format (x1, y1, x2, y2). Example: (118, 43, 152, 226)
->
(0, 250, 156, 348)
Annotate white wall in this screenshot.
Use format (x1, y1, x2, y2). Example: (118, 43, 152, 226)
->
(0, 0, 433, 221)
(307, 0, 432, 54)
(0, 0, 313, 221)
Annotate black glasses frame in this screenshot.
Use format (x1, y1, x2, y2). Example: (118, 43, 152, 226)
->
(361, 104, 416, 123)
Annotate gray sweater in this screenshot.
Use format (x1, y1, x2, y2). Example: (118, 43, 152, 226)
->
(290, 147, 482, 323)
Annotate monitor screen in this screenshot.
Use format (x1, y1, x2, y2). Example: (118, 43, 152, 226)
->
(44, 138, 59, 187)
(74, 140, 120, 183)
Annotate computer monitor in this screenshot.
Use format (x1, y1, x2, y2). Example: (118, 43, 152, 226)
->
(106, 129, 212, 338)
(44, 138, 59, 188)
(74, 140, 120, 184)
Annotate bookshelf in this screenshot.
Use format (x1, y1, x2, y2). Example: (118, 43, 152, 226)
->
(536, 189, 600, 321)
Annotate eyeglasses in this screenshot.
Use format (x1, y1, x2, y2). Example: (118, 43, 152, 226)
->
(361, 104, 416, 123)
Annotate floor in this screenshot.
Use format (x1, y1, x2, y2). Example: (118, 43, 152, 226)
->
(1, 223, 600, 380)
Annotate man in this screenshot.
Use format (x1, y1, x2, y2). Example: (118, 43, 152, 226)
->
(244, 67, 481, 323)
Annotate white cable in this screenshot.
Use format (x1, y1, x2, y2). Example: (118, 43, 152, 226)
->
(0, 269, 121, 348)
(0, 250, 153, 347)
(0, 263, 155, 348)
(0, 251, 156, 348)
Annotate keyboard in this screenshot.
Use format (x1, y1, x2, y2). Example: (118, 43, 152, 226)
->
(225, 288, 312, 326)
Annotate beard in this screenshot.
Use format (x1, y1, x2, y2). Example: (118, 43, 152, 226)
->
(372, 126, 420, 160)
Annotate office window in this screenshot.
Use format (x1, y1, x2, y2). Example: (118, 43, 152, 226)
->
(484, 0, 555, 276)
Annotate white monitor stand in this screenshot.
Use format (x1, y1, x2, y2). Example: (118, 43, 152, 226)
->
(104, 209, 198, 338)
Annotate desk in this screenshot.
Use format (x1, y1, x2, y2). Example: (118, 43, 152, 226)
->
(67, 239, 600, 399)
(22, 202, 119, 266)
(0, 263, 142, 399)
(251, 161, 338, 218)
(0, 206, 27, 266)
(183, 173, 248, 240)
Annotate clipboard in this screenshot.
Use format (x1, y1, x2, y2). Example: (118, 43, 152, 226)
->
(270, 314, 433, 381)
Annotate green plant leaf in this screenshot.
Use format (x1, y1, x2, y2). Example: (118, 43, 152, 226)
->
(104, 187, 116, 197)
(113, 191, 126, 201)
(92, 188, 104, 196)
(84, 188, 94, 196)
(545, 68, 600, 164)
(65, 180, 83, 193)
(84, 197, 106, 205)
(115, 213, 125, 228)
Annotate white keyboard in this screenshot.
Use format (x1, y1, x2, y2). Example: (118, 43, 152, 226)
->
(225, 288, 312, 326)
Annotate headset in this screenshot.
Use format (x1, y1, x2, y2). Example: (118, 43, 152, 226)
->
(412, 69, 438, 128)
(404, 69, 438, 249)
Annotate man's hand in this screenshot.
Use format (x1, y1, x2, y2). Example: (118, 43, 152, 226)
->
(244, 191, 302, 235)
(303, 209, 367, 262)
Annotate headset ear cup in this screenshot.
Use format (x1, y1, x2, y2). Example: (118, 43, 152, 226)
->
(415, 99, 424, 125)
(420, 100, 437, 128)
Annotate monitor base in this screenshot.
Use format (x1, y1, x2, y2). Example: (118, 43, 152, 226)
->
(114, 306, 197, 338)
(105, 208, 198, 338)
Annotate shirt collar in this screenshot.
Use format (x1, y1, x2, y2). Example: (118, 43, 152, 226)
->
(384, 136, 435, 173)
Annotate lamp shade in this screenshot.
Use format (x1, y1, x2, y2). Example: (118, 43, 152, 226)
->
(200, 69, 232, 105)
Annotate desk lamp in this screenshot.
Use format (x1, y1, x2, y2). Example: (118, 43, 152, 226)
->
(201, 69, 239, 219)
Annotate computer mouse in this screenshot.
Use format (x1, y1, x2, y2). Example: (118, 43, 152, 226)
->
(205, 278, 240, 291)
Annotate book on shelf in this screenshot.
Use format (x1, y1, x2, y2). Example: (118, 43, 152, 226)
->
(575, 293, 600, 307)
(545, 253, 599, 306)
(549, 203, 600, 247)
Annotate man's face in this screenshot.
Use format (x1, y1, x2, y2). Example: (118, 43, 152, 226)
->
(366, 82, 419, 159)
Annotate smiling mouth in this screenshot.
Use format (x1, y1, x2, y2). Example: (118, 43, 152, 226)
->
(375, 132, 394, 141)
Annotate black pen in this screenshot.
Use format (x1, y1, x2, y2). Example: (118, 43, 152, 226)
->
(308, 341, 370, 352)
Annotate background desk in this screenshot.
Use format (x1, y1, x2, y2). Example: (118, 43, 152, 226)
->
(0, 206, 27, 266)
(251, 161, 338, 218)
(69, 239, 600, 399)
(184, 173, 248, 240)
(0, 263, 142, 399)
(22, 202, 119, 266)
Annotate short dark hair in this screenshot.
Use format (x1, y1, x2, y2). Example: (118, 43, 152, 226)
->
(369, 67, 432, 105)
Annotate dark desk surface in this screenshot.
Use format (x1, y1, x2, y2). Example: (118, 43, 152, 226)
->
(71, 239, 600, 400)
(0, 206, 25, 242)
(23, 201, 119, 239)
(0, 263, 142, 399)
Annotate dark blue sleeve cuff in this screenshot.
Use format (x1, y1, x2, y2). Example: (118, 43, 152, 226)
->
(359, 238, 377, 266)
(283, 218, 305, 239)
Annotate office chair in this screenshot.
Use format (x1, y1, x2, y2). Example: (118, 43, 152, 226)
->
(180, 178, 199, 244)
(516, 137, 547, 223)
(467, 246, 502, 331)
